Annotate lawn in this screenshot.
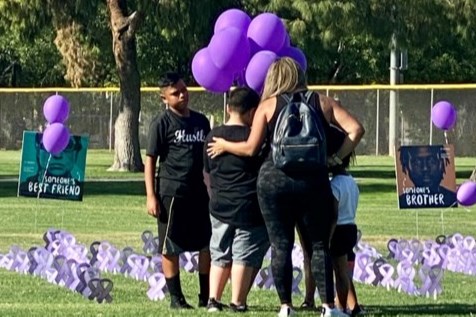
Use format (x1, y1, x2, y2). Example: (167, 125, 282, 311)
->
(0, 151, 475, 316)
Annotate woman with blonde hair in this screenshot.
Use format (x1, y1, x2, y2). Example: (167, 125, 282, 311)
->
(208, 57, 364, 317)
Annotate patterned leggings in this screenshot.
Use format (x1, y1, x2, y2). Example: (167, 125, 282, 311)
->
(257, 160, 334, 304)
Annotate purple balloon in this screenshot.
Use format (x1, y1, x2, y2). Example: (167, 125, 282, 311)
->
(245, 50, 278, 94)
(214, 9, 251, 34)
(42, 123, 70, 155)
(192, 47, 233, 93)
(43, 95, 70, 124)
(208, 27, 250, 73)
(283, 32, 291, 48)
(457, 181, 476, 206)
(279, 46, 307, 72)
(431, 101, 457, 130)
(247, 13, 286, 53)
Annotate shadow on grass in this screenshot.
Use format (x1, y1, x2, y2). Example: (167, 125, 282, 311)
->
(364, 304, 476, 315)
(359, 183, 396, 194)
(0, 181, 145, 198)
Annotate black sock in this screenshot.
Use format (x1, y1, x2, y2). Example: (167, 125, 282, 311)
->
(166, 273, 183, 299)
(198, 273, 209, 300)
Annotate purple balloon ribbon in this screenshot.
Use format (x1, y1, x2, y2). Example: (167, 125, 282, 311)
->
(147, 272, 167, 301)
(87, 278, 113, 303)
(142, 230, 158, 255)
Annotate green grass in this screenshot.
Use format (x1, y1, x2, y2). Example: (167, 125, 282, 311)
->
(0, 151, 475, 316)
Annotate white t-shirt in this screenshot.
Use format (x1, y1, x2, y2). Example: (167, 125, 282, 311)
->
(330, 174, 359, 225)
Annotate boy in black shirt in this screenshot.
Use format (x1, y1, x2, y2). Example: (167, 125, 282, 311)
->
(145, 72, 211, 309)
(203, 87, 269, 312)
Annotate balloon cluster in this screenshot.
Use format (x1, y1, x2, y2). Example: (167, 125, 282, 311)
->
(431, 100, 476, 207)
(192, 9, 307, 94)
(42, 95, 71, 155)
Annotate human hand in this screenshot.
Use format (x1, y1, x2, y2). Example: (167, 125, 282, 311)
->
(327, 153, 343, 167)
(146, 195, 160, 218)
(207, 137, 226, 159)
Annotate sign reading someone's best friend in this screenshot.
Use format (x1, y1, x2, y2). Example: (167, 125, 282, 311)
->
(17, 131, 89, 201)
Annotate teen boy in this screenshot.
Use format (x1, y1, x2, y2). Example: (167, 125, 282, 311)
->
(145, 72, 211, 309)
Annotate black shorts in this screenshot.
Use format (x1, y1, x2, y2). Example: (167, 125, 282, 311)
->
(330, 224, 357, 257)
(157, 192, 211, 255)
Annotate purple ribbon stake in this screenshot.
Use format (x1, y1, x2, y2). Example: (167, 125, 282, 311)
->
(353, 252, 371, 283)
(150, 255, 163, 273)
(89, 241, 101, 266)
(435, 235, 446, 245)
(370, 258, 387, 286)
(463, 236, 475, 251)
(179, 252, 199, 273)
(43, 228, 61, 249)
(421, 248, 442, 268)
(33, 247, 54, 277)
(80, 266, 101, 297)
(53, 255, 69, 286)
(254, 266, 274, 289)
(87, 278, 113, 303)
(291, 244, 304, 269)
(147, 272, 167, 301)
(127, 254, 150, 281)
(419, 265, 443, 300)
(377, 263, 395, 290)
(387, 238, 399, 260)
(27, 247, 38, 275)
(65, 258, 80, 291)
(119, 247, 135, 275)
(142, 230, 159, 254)
(394, 260, 418, 295)
(291, 266, 302, 294)
(75, 263, 92, 293)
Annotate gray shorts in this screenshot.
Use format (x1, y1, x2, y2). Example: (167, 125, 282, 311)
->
(210, 215, 270, 269)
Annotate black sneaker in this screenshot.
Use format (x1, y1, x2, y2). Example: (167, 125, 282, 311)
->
(300, 301, 316, 310)
(170, 296, 194, 309)
(207, 298, 226, 312)
(229, 303, 248, 313)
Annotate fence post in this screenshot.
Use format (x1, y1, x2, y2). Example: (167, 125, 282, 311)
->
(429, 88, 434, 145)
(376, 89, 380, 155)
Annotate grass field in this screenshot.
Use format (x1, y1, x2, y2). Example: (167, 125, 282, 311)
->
(0, 151, 475, 316)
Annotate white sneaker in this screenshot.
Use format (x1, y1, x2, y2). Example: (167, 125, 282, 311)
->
(321, 306, 349, 317)
(278, 306, 296, 317)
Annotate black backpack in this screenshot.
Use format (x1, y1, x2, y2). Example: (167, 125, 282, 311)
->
(271, 91, 327, 172)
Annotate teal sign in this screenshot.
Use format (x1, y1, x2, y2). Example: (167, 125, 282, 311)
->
(17, 131, 89, 201)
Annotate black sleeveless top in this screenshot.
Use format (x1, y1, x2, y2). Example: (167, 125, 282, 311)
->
(264, 91, 330, 162)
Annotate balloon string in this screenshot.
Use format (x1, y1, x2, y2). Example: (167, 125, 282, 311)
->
(37, 154, 52, 200)
(444, 131, 448, 145)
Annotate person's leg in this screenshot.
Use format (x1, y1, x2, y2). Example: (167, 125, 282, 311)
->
(157, 196, 193, 309)
(208, 215, 234, 305)
(198, 250, 211, 306)
(257, 162, 296, 312)
(332, 255, 349, 310)
(297, 227, 316, 308)
(230, 224, 270, 307)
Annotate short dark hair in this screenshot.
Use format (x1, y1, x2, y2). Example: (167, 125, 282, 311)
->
(227, 87, 260, 115)
(158, 72, 182, 88)
(399, 145, 449, 174)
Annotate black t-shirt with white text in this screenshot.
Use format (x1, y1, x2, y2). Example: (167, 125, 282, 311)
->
(203, 125, 264, 227)
(147, 109, 210, 197)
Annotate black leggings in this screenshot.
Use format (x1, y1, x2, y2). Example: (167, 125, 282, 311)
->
(257, 160, 334, 304)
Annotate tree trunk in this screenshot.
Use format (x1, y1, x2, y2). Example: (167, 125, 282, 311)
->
(107, 0, 143, 172)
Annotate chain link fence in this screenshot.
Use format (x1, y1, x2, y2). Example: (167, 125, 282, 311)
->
(0, 86, 475, 156)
